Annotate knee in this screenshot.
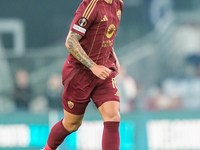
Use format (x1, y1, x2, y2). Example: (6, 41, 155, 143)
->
(68, 122, 82, 132)
(105, 111, 121, 122)
(62, 119, 82, 133)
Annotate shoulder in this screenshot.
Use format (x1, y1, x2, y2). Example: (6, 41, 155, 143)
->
(115, 0, 124, 10)
(79, 0, 99, 10)
(78, 0, 99, 19)
(119, 0, 124, 9)
(80, 0, 100, 12)
(81, 0, 100, 6)
(119, 0, 123, 4)
(82, 0, 105, 8)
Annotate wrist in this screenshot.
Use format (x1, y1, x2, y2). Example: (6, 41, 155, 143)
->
(89, 62, 96, 70)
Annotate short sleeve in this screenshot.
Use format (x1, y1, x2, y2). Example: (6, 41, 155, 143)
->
(70, 0, 98, 36)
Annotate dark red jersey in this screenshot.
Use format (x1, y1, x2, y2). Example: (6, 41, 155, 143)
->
(67, 0, 123, 70)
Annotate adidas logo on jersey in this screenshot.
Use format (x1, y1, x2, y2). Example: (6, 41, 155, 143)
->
(115, 91, 119, 97)
(101, 15, 108, 22)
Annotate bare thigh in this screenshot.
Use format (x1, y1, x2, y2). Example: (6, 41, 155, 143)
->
(98, 101, 120, 122)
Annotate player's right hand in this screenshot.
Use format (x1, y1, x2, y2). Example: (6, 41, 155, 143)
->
(90, 64, 111, 80)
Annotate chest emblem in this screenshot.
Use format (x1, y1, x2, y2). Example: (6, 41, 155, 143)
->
(101, 15, 108, 22)
(117, 10, 122, 20)
(106, 24, 116, 38)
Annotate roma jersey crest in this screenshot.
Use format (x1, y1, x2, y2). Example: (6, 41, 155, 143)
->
(106, 24, 116, 38)
(68, 101, 74, 109)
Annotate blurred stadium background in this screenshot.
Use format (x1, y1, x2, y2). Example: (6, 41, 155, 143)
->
(1, 0, 200, 150)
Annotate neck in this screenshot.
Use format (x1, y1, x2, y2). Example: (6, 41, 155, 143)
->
(104, 0, 113, 4)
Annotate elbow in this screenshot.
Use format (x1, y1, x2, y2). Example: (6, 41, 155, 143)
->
(65, 36, 75, 51)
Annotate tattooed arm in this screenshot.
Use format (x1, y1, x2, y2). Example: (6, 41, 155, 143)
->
(65, 30, 95, 68)
(65, 30, 111, 80)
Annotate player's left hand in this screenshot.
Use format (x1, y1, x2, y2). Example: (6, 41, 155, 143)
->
(115, 60, 120, 76)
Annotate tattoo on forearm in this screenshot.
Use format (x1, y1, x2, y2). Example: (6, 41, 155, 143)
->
(66, 31, 94, 68)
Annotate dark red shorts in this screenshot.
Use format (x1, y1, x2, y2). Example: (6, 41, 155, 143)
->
(62, 62, 120, 115)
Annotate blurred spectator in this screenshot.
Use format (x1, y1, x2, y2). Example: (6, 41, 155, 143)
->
(0, 96, 16, 113)
(13, 69, 32, 110)
(174, 23, 200, 71)
(163, 78, 200, 110)
(145, 86, 182, 111)
(29, 95, 48, 113)
(116, 66, 137, 113)
(197, 66, 200, 77)
(45, 73, 63, 110)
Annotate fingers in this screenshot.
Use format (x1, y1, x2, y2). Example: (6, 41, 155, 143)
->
(99, 67, 111, 80)
(98, 72, 108, 80)
(100, 72, 109, 80)
(90, 64, 112, 80)
(105, 67, 111, 75)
